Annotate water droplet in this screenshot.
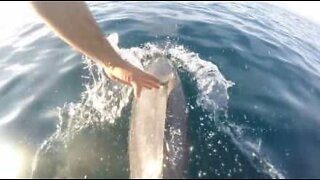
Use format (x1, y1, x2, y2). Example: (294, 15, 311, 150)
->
(189, 146, 194, 152)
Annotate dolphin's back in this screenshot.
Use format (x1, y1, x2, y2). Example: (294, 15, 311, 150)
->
(163, 71, 188, 179)
(129, 59, 187, 179)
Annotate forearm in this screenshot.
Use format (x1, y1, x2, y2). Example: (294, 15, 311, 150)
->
(30, 1, 123, 67)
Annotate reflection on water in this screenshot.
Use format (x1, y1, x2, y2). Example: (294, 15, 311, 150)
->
(0, 142, 24, 178)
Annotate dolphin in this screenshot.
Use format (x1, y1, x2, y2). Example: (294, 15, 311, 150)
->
(31, 33, 189, 179)
(108, 33, 189, 178)
(129, 58, 188, 179)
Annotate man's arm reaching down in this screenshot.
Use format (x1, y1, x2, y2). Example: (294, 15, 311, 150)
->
(30, 1, 160, 97)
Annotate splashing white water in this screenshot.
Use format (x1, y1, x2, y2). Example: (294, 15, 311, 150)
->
(56, 35, 235, 129)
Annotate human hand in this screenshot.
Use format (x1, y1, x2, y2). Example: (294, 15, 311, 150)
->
(104, 61, 161, 98)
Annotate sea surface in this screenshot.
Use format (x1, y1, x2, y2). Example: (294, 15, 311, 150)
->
(0, 1, 320, 179)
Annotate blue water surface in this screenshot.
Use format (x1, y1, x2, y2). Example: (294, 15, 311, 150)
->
(0, 1, 320, 179)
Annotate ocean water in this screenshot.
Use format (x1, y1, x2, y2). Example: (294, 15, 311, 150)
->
(0, 1, 320, 179)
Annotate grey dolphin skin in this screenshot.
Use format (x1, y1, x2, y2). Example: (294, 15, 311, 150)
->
(129, 59, 188, 179)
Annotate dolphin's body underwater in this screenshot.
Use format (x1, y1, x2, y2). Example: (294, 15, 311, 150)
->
(129, 58, 188, 179)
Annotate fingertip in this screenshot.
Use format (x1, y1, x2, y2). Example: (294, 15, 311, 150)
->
(132, 82, 141, 98)
(143, 81, 159, 89)
(136, 89, 141, 98)
(137, 89, 141, 98)
(153, 83, 161, 89)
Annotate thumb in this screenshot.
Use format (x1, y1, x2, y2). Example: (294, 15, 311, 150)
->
(132, 82, 141, 98)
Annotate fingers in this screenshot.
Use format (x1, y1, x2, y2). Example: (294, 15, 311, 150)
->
(110, 75, 131, 86)
(144, 73, 161, 87)
(111, 73, 160, 90)
(106, 65, 162, 99)
(132, 82, 141, 98)
(142, 79, 161, 88)
(111, 75, 155, 91)
(140, 80, 159, 89)
(140, 81, 154, 89)
(138, 74, 160, 89)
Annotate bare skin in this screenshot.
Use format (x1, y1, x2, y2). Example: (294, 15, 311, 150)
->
(30, 1, 160, 98)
